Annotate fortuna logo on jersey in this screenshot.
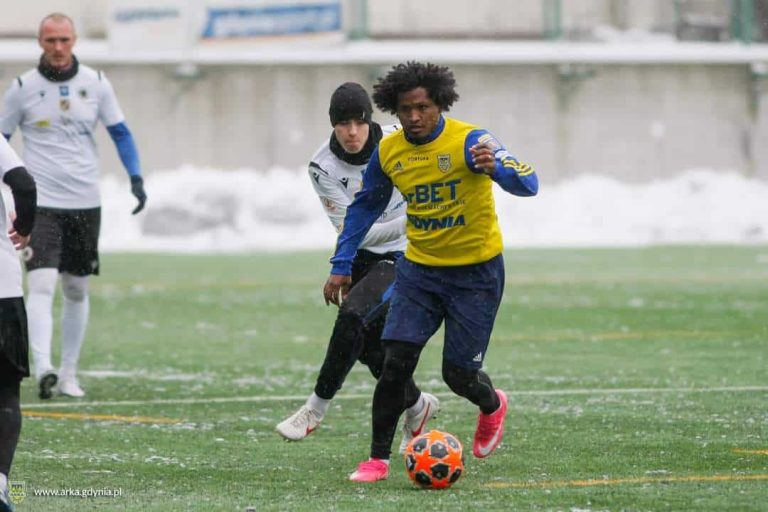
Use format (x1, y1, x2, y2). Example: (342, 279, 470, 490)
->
(437, 154, 452, 173)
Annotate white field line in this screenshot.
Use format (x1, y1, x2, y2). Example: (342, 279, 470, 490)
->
(21, 385, 768, 410)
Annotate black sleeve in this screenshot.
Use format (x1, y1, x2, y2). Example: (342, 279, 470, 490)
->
(2, 166, 36, 236)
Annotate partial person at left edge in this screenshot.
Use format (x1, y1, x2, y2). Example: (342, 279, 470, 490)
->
(0, 12, 148, 400)
(0, 136, 37, 512)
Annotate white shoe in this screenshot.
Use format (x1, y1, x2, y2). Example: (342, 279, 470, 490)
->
(0, 478, 13, 512)
(399, 392, 440, 454)
(275, 405, 323, 441)
(58, 378, 85, 398)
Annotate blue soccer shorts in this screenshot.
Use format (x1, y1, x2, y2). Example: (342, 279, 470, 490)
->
(381, 253, 505, 369)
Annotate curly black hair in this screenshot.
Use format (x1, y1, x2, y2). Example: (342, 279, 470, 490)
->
(372, 61, 459, 114)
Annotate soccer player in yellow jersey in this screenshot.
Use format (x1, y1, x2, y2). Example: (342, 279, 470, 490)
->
(323, 62, 539, 482)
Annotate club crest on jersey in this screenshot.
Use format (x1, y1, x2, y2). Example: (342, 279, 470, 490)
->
(59, 85, 69, 96)
(79, 88, 88, 98)
(437, 154, 452, 173)
(59, 99, 70, 111)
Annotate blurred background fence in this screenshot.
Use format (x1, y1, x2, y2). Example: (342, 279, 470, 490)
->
(1, 0, 767, 181)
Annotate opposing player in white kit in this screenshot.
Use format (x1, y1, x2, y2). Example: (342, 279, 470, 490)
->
(0, 136, 36, 511)
(0, 13, 147, 399)
(275, 83, 438, 452)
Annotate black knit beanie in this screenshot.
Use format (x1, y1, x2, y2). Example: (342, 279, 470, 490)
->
(329, 82, 372, 126)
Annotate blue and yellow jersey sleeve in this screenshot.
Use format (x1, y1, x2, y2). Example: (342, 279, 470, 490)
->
(464, 129, 538, 197)
(330, 148, 393, 275)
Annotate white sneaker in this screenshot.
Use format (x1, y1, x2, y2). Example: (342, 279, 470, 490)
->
(399, 392, 440, 454)
(58, 378, 85, 398)
(276, 405, 323, 441)
(0, 478, 12, 512)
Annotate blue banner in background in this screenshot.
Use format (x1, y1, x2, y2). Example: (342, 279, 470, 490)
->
(202, 2, 341, 39)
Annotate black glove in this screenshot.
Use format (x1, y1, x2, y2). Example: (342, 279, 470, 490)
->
(130, 175, 147, 215)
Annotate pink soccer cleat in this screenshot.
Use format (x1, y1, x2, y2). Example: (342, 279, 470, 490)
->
(473, 389, 508, 458)
(348, 458, 389, 482)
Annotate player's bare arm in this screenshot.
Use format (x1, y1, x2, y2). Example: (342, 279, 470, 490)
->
(8, 227, 31, 250)
(469, 143, 497, 176)
(7, 212, 31, 250)
(323, 274, 352, 306)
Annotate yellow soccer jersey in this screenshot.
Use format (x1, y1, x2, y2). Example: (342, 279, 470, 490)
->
(330, 115, 537, 275)
(377, 117, 501, 266)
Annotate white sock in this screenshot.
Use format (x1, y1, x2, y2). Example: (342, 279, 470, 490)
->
(371, 458, 390, 465)
(59, 273, 89, 381)
(26, 268, 58, 380)
(0, 472, 7, 490)
(306, 392, 331, 416)
(405, 393, 426, 418)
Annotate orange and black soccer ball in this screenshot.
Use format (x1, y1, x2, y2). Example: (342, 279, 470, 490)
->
(403, 430, 464, 489)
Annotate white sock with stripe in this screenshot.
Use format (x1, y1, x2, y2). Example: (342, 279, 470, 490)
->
(306, 393, 330, 416)
(59, 273, 89, 381)
(405, 393, 425, 418)
(26, 268, 58, 380)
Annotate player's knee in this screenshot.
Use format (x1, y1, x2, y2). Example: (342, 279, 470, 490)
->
(359, 345, 383, 378)
(329, 312, 365, 360)
(380, 341, 421, 383)
(334, 311, 364, 340)
(0, 369, 21, 403)
(338, 291, 369, 318)
(26, 268, 58, 296)
(442, 360, 476, 395)
(61, 274, 89, 302)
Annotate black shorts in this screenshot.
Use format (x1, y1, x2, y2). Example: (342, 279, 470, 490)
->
(343, 249, 400, 324)
(0, 297, 30, 381)
(24, 207, 101, 276)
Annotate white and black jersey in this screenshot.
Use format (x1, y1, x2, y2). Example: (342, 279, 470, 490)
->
(0, 64, 125, 209)
(0, 136, 25, 298)
(308, 124, 407, 255)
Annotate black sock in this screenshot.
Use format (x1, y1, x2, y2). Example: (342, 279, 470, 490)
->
(0, 379, 21, 476)
(313, 313, 364, 399)
(370, 341, 422, 460)
(443, 362, 500, 414)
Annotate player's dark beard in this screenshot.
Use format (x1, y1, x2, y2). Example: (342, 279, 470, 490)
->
(38, 54, 79, 82)
(329, 122, 383, 166)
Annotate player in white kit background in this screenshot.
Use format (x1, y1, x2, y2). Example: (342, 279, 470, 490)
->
(0, 135, 36, 511)
(275, 83, 438, 451)
(0, 13, 147, 399)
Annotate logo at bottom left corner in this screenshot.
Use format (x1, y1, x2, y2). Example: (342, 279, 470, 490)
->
(9, 481, 26, 505)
